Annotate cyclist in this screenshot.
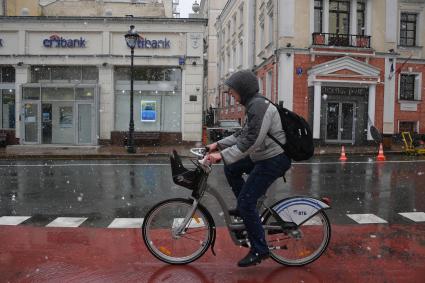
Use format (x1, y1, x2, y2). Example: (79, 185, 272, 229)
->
(206, 70, 291, 267)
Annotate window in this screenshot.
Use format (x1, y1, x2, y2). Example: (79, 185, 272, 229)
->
(399, 121, 417, 133)
(239, 5, 244, 27)
(357, 0, 365, 35)
(31, 66, 98, 83)
(329, 0, 350, 34)
(1, 66, 15, 83)
(400, 74, 416, 101)
(314, 0, 323, 33)
(233, 14, 237, 34)
(260, 23, 265, 50)
(1, 89, 15, 129)
(233, 46, 237, 69)
(238, 41, 243, 67)
(258, 77, 263, 94)
(400, 13, 417, 47)
(266, 71, 272, 99)
(268, 13, 273, 45)
(114, 67, 182, 132)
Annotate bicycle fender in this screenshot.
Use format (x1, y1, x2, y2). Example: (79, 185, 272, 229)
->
(271, 197, 330, 226)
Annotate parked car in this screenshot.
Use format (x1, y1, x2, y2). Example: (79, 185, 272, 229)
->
(207, 120, 242, 142)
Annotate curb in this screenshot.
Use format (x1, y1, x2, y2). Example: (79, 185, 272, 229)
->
(0, 151, 405, 160)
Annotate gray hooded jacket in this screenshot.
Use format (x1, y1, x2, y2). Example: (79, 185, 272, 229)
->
(218, 70, 286, 165)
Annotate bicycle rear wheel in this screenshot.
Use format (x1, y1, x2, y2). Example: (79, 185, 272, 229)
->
(263, 210, 331, 266)
(142, 198, 214, 264)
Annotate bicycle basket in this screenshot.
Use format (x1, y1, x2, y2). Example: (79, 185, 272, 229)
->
(170, 150, 203, 190)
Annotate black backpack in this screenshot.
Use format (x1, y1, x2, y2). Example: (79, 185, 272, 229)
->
(264, 98, 314, 161)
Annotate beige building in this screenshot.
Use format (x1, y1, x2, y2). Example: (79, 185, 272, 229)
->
(1, 0, 174, 17)
(215, 0, 256, 123)
(198, 0, 227, 120)
(0, 16, 207, 145)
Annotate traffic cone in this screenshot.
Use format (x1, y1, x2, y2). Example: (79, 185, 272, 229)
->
(377, 143, 386, 161)
(339, 145, 348, 161)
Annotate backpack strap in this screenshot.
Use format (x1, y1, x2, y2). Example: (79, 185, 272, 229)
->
(267, 132, 285, 148)
(259, 96, 286, 149)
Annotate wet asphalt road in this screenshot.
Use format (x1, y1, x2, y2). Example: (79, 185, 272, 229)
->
(0, 155, 425, 227)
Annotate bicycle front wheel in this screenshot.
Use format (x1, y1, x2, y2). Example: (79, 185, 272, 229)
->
(264, 210, 331, 266)
(142, 198, 214, 264)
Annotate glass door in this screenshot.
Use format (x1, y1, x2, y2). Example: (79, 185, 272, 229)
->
(23, 103, 40, 143)
(325, 102, 356, 143)
(77, 103, 93, 144)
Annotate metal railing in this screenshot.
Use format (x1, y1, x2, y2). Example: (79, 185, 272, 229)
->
(312, 32, 371, 48)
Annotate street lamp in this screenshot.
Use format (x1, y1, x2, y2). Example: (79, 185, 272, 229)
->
(124, 25, 140, 153)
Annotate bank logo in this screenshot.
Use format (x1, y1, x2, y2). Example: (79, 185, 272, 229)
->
(132, 34, 171, 49)
(43, 34, 87, 48)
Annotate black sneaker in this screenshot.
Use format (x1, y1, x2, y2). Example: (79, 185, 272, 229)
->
(237, 251, 270, 267)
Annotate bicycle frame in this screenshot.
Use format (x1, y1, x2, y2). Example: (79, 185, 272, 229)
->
(174, 150, 331, 249)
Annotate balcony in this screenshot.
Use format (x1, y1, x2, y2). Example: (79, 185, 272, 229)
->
(312, 33, 371, 48)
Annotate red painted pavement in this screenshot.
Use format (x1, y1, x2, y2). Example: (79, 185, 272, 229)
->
(0, 224, 424, 283)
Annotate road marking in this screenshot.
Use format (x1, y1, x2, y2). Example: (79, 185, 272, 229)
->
(108, 218, 144, 228)
(1, 160, 425, 167)
(0, 216, 31, 225)
(46, 217, 88, 228)
(172, 218, 206, 229)
(347, 214, 388, 224)
(399, 212, 425, 222)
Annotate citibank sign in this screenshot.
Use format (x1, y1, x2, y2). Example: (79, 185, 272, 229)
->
(43, 34, 87, 48)
(129, 36, 171, 49)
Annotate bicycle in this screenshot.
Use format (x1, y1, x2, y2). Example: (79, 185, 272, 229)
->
(142, 148, 332, 266)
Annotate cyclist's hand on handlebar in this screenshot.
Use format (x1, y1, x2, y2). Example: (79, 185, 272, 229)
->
(206, 142, 218, 153)
(206, 152, 222, 164)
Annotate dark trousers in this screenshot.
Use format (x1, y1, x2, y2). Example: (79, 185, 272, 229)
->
(224, 153, 291, 255)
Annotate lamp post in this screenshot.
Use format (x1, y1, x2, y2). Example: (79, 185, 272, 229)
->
(124, 25, 140, 153)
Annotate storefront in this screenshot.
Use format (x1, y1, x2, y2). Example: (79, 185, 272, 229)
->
(0, 16, 206, 145)
(307, 56, 380, 145)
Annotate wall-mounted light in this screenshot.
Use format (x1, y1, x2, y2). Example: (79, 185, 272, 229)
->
(17, 62, 23, 66)
(286, 53, 291, 57)
(286, 43, 292, 48)
(102, 62, 108, 67)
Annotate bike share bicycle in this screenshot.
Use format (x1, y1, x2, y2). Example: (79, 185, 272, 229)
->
(142, 148, 331, 266)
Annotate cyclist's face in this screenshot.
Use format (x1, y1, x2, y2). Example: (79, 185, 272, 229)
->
(227, 87, 240, 103)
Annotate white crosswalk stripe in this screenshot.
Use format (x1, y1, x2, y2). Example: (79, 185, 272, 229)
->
(108, 218, 144, 228)
(0, 216, 31, 225)
(399, 212, 425, 222)
(2, 212, 425, 228)
(347, 214, 388, 224)
(46, 217, 88, 228)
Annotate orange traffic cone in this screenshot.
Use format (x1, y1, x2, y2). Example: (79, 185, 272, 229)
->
(377, 143, 386, 161)
(339, 146, 348, 161)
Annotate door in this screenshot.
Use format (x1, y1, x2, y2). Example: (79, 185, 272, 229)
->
(325, 102, 355, 143)
(42, 104, 52, 144)
(77, 103, 93, 144)
(23, 103, 40, 144)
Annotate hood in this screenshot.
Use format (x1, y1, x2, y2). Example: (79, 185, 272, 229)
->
(224, 70, 259, 106)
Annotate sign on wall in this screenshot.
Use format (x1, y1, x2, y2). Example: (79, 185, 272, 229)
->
(141, 101, 157, 122)
(43, 34, 87, 48)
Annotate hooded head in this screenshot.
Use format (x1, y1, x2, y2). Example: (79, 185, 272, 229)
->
(224, 70, 259, 106)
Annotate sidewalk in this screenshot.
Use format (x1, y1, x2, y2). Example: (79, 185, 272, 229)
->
(0, 143, 404, 160)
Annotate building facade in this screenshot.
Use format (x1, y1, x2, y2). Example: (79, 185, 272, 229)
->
(216, 0, 256, 124)
(199, 0, 227, 125)
(0, 0, 174, 17)
(216, 0, 425, 145)
(0, 16, 206, 145)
